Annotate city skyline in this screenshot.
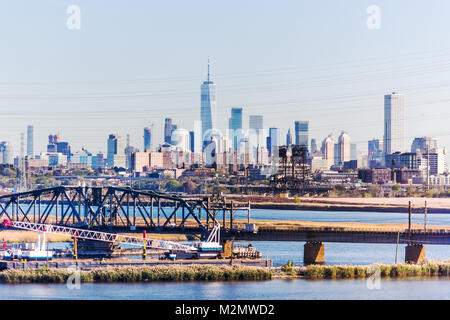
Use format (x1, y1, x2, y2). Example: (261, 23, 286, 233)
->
(3, 2, 450, 157)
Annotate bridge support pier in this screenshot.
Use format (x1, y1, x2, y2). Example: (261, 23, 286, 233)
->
(405, 244, 425, 264)
(304, 242, 325, 265)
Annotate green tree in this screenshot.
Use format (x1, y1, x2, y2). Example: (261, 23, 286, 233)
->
(164, 179, 183, 192)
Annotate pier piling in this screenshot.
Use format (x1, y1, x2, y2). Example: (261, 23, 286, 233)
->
(304, 242, 325, 265)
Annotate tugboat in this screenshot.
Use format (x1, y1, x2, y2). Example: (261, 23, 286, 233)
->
(21, 231, 53, 261)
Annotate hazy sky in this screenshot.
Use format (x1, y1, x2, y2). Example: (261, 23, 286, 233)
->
(2, 0, 450, 156)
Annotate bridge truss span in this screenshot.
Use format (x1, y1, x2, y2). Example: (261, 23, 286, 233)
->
(3, 220, 197, 251)
(0, 186, 228, 240)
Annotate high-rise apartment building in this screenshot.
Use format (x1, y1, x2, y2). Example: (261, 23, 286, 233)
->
(27, 125, 34, 157)
(337, 131, 351, 164)
(200, 60, 216, 148)
(143, 127, 152, 152)
(164, 118, 173, 144)
(411, 137, 438, 154)
(368, 139, 383, 167)
(384, 92, 405, 160)
(0, 142, 13, 164)
(286, 129, 292, 147)
(47, 134, 71, 160)
(321, 135, 334, 169)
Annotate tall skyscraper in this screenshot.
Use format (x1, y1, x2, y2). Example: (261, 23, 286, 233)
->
(249, 115, 263, 135)
(384, 92, 405, 159)
(286, 129, 292, 147)
(171, 129, 190, 152)
(200, 59, 216, 148)
(338, 131, 351, 164)
(268, 128, 279, 156)
(229, 108, 243, 150)
(107, 134, 126, 168)
(189, 131, 195, 152)
(0, 142, 13, 164)
(143, 127, 151, 152)
(26, 125, 34, 157)
(249, 115, 264, 162)
(295, 121, 309, 150)
(311, 138, 318, 154)
(350, 143, 357, 161)
(164, 118, 173, 144)
(321, 135, 334, 169)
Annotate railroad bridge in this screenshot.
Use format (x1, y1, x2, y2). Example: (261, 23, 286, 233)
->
(0, 186, 249, 240)
(0, 186, 449, 264)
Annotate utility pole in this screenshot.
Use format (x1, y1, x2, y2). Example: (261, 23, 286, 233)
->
(424, 200, 427, 231)
(395, 231, 400, 264)
(19, 132, 27, 191)
(426, 146, 430, 190)
(408, 200, 412, 242)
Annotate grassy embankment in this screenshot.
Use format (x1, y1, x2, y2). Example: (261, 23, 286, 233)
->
(1, 260, 450, 283)
(0, 265, 272, 283)
(277, 260, 450, 279)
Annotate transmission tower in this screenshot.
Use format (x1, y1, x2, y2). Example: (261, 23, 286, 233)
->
(18, 132, 27, 191)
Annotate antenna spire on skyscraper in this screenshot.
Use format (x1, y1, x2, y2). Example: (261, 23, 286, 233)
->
(207, 58, 210, 82)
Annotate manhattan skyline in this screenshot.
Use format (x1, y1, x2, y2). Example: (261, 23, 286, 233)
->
(2, 1, 450, 155)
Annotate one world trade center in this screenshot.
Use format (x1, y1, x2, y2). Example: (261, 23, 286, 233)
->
(200, 59, 216, 149)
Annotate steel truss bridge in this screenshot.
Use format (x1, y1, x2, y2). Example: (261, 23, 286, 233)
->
(0, 186, 243, 240)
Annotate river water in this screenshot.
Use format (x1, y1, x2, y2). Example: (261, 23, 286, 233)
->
(1, 208, 449, 300)
(0, 278, 449, 300)
(235, 208, 450, 267)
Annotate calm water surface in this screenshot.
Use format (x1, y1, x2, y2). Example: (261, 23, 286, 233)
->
(0, 278, 449, 300)
(6, 208, 450, 299)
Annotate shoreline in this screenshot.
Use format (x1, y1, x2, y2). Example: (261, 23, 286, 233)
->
(0, 261, 449, 283)
(214, 195, 450, 213)
(250, 203, 450, 213)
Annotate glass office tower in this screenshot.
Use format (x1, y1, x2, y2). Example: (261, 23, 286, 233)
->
(295, 121, 309, 150)
(229, 108, 243, 150)
(384, 92, 405, 160)
(200, 60, 216, 148)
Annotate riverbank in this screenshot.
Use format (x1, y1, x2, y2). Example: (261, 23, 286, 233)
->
(0, 265, 272, 283)
(274, 259, 450, 279)
(224, 195, 450, 213)
(1, 260, 449, 283)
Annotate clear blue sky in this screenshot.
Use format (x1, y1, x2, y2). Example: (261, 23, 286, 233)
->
(2, 0, 450, 156)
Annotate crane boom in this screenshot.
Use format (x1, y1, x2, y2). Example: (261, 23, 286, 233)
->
(2, 220, 198, 252)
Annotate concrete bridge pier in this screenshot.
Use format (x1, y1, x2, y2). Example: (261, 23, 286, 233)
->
(405, 244, 425, 264)
(304, 242, 325, 265)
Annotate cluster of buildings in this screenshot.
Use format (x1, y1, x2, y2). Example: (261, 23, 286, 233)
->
(1, 63, 448, 189)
